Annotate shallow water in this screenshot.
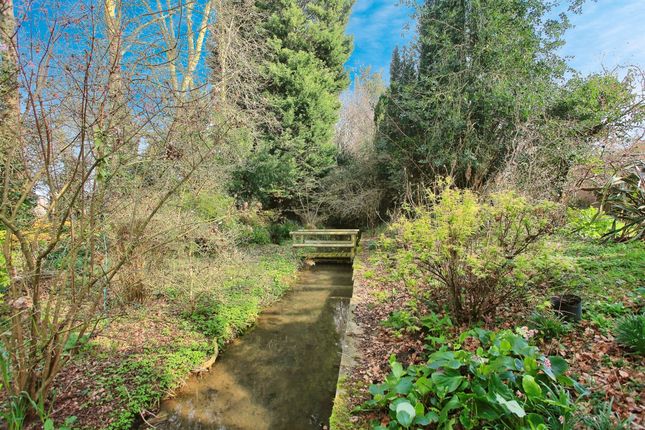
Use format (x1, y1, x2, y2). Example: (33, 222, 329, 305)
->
(156, 263, 353, 430)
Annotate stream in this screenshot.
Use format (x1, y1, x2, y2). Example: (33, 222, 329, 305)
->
(155, 263, 354, 430)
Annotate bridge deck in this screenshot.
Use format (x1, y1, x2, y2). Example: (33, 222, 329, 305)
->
(290, 229, 360, 261)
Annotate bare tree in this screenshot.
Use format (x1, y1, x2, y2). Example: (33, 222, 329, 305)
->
(143, 0, 214, 99)
(320, 68, 386, 228)
(0, 2, 224, 422)
(209, 0, 270, 124)
(335, 67, 384, 158)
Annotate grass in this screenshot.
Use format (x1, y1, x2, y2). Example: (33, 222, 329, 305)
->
(561, 239, 644, 299)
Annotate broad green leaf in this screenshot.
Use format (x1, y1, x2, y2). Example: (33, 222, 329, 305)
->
(425, 411, 440, 423)
(547, 356, 568, 377)
(474, 398, 502, 420)
(394, 376, 414, 394)
(414, 376, 433, 395)
(44, 420, 55, 430)
(522, 375, 542, 398)
(414, 401, 425, 417)
(369, 383, 386, 396)
(495, 393, 526, 418)
(511, 335, 531, 355)
(440, 395, 461, 421)
(428, 351, 462, 370)
(391, 360, 405, 379)
(523, 356, 538, 374)
(431, 372, 464, 393)
(390, 397, 408, 411)
(487, 373, 513, 399)
(459, 408, 476, 429)
(395, 400, 416, 428)
(527, 413, 546, 428)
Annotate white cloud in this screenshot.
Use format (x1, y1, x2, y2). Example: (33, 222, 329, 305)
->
(561, 0, 645, 74)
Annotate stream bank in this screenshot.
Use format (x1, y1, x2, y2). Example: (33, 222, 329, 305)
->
(42, 245, 299, 430)
(153, 263, 354, 430)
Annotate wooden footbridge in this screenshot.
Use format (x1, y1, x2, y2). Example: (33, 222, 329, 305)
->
(290, 229, 360, 261)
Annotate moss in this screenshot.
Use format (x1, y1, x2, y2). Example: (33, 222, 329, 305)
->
(329, 377, 356, 430)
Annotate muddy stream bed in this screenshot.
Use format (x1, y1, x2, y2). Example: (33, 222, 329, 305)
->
(153, 263, 353, 430)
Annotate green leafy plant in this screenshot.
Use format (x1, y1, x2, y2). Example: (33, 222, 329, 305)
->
(588, 301, 628, 317)
(588, 313, 613, 335)
(564, 207, 618, 239)
(381, 310, 421, 337)
(382, 309, 453, 342)
(269, 219, 300, 243)
(528, 310, 572, 341)
(360, 329, 582, 429)
(595, 167, 645, 241)
(614, 314, 645, 355)
(250, 225, 272, 245)
(389, 183, 561, 323)
(99, 345, 210, 430)
(419, 312, 453, 348)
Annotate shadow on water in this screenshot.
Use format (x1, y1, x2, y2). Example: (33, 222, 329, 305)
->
(155, 263, 354, 430)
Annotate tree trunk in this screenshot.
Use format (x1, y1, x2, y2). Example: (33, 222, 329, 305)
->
(0, 0, 19, 153)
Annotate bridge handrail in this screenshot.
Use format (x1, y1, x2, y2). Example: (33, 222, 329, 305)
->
(289, 229, 360, 260)
(289, 229, 360, 235)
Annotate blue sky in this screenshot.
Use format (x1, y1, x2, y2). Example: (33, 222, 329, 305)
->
(345, 0, 645, 81)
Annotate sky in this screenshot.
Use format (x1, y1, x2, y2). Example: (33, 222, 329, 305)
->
(345, 0, 645, 82)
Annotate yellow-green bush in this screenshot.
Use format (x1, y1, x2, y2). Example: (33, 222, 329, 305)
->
(387, 182, 562, 323)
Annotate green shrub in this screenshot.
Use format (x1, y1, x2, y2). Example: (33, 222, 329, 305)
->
(360, 329, 582, 429)
(564, 207, 618, 239)
(382, 311, 421, 338)
(528, 310, 572, 341)
(250, 226, 271, 244)
(389, 182, 561, 323)
(419, 312, 453, 348)
(614, 314, 645, 355)
(382, 309, 453, 342)
(181, 191, 236, 223)
(269, 219, 300, 244)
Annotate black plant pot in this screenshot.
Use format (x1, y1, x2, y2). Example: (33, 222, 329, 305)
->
(551, 294, 582, 322)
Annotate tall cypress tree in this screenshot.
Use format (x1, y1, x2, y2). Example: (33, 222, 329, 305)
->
(390, 46, 402, 84)
(232, 0, 353, 208)
(376, 0, 571, 190)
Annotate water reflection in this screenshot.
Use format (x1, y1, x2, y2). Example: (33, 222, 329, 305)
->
(155, 264, 353, 430)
